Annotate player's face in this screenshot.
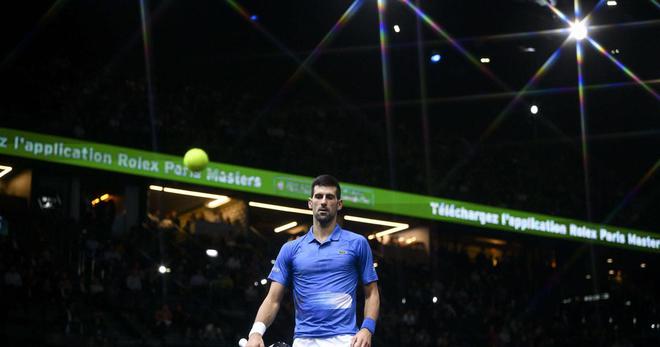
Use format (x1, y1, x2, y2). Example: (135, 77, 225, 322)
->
(308, 185, 342, 226)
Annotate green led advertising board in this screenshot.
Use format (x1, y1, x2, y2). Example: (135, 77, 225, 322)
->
(1, 127, 658, 252)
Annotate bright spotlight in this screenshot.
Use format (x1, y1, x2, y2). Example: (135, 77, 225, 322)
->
(158, 265, 167, 274)
(393, 25, 401, 33)
(606, 1, 617, 6)
(432, 296, 438, 304)
(430, 54, 441, 63)
(570, 20, 588, 41)
(530, 105, 539, 115)
(206, 249, 218, 257)
(0, 165, 13, 179)
(260, 278, 268, 285)
(274, 221, 298, 233)
(480, 57, 491, 64)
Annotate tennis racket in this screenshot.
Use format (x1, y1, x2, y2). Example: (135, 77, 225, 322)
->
(239, 338, 291, 347)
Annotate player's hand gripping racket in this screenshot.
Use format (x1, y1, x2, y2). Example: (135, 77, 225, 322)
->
(238, 337, 291, 347)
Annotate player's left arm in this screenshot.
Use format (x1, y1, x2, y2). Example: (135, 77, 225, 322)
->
(351, 281, 380, 347)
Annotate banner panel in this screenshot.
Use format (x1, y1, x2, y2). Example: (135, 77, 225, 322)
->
(1, 127, 658, 252)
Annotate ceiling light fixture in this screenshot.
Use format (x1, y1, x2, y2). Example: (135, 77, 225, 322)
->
(0, 165, 13, 179)
(274, 221, 298, 233)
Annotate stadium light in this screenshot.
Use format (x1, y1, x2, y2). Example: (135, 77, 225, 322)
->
(430, 54, 441, 63)
(530, 105, 539, 115)
(274, 221, 298, 233)
(206, 249, 219, 257)
(393, 24, 400, 33)
(570, 19, 588, 41)
(207, 197, 230, 208)
(249, 201, 312, 215)
(0, 165, 13, 179)
(606, 1, 617, 6)
(249, 201, 409, 236)
(344, 215, 409, 237)
(91, 193, 111, 206)
(150, 185, 230, 207)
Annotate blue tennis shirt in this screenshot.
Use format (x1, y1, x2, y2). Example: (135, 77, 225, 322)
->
(268, 225, 378, 338)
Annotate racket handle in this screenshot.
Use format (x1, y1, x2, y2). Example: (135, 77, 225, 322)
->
(238, 338, 248, 347)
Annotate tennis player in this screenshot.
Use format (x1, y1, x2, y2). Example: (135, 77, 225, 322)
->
(246, 175, 380, 347)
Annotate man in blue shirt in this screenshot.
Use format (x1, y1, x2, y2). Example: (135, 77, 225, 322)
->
(246, 175, 380, 347)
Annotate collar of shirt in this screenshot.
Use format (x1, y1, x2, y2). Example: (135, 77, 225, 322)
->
(305, 224, 342, 244)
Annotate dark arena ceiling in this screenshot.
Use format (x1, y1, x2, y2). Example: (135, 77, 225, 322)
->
(0, 0, 658, 231)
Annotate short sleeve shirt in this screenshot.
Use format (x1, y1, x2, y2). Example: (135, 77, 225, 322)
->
(268, 225, 378, 338)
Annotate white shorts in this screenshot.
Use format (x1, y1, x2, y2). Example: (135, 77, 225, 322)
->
(292, 334, 353, 347)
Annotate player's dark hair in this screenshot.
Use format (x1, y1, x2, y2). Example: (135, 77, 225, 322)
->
(310, 174, 341, 199)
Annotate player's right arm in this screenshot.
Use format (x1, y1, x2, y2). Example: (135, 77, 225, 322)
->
(247, 281, 287, 347)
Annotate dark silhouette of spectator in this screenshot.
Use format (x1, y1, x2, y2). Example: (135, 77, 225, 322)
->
(154, 303, 173, 334)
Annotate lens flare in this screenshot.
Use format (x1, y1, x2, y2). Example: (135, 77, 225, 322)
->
(0, 0, 70, 69)
(570, 20, 588, 40)
(223, 0, 369, 150)
(253, 0, 364, 124)
(139, 0, 159, 150)
(378, 0, 397, 188)
(357, 79, 660, 107)
(279, 0, 363, 92)
(480, 44, 566, 142)
(652, 0, 660, 10)
(224, 0, 349, 103)
(576, 39, 592, 220)
(587, 38, 660, 100)
(602, 159, 660, 224)
(399, 0, 510, 91)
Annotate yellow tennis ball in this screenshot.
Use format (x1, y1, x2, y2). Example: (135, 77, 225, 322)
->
(183, 148, 209, 172)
